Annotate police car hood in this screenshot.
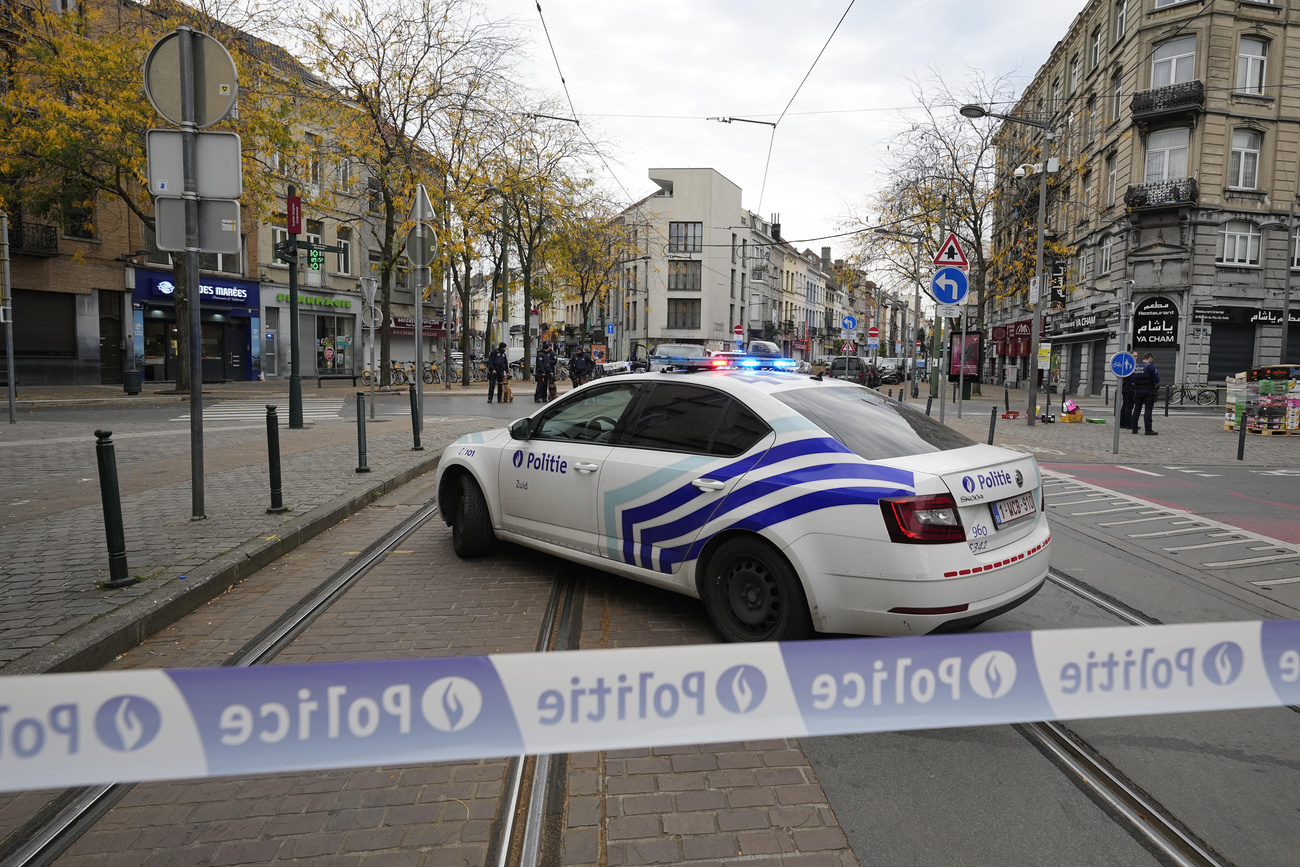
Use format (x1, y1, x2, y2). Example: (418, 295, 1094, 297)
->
(877, 444, 1040, 505)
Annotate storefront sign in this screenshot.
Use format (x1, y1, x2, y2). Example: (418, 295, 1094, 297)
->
(275, 293, 351, 309)
(135, 269, 259, 309)
(1194, 305, 1300, 325)
(390, 316, 445, 337)
(1050, 312, 1100, 334)
(1133, 296, 1178, 346)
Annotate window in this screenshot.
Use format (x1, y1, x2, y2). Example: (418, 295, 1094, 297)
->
(730, 269, 735, 298)
(621, 384, 768, 456)
(1069, 55, 1081, 93)
(1155, 0, 1191, 6)
(1114, 0, 1127, 43)
(1100, 236, 1113, 274)
(336, 227, 352, 274)
(1110, 70, 1124, 123)
(1051, 76, 1062, 110)
(1081, 170, 1092, 218)
(1237, 38, 1267, 95)
(1086, 96, 1097, 144)
(1106, 153, 1118, 205)
(1228, 130, 1262, 189)
(1091, 26, 1102, 69)
(199, 240, 243, 275)
(1292, 232, 1300, 269)
(667, 298, 701, 329)
(1144, 127, 1189, 183)
(1217, 220, 1261, 266)
(667, 221, 702, 253)
(774, 387, 974, 460)
(533, 382, 642, 444)
(668, 260, 701, 291)
(337, 158, 352, 191)
(731, 232, 737, 263)
(1152, 36, 1196, 88)
(367, 178, 381, 214)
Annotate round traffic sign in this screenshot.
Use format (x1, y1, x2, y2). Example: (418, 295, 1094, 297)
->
(361, 306, 384, 328)
(931, 267, 969, 305)
(733, 324, 743, 336)
(143, 30, 239, 128)
(405, 225, 437, 267)
(867, 325, 879, 339)
(841, 315, 857, 332)
(1110, 352, 1136, 378)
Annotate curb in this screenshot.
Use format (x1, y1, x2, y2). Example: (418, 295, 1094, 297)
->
(5, 453, 442, 676)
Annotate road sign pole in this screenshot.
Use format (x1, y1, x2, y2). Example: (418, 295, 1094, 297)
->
(958, 304, 966, 419)
(286, 186, 302, 429)
(178, 25, 206, 520)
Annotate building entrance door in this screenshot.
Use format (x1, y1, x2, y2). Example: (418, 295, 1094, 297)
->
(98, 289, 123, 384)
(223, 322, 245, 380)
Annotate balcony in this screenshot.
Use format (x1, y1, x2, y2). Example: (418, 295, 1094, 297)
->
(6, 221, 59, 257)
(1131, 80, 1204, 129)
(1124, 178, 1198, 211)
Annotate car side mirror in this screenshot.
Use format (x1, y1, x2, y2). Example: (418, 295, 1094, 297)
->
(509, 418, 532, 440)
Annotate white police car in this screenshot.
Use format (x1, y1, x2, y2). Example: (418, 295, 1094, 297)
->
(435, 366, 1049, 641)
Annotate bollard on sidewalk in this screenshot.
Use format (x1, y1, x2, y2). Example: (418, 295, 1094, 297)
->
(988, 407, 997, 445)
(94, 430, 137, 589)
(926, 397, 933, 416)
(265, 405, 289, 513)
(1237, 418, 1247, 462)
(409, 385, 424, 451)
(356, 392, 371, 473)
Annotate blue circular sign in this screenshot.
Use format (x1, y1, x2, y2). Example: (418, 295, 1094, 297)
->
(1110, 352, 1136, 377)
(841, 315, 857, 332)
(930, 267, 969, 305)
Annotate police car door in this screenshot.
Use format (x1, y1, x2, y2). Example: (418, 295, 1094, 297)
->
(597, 382, 773, 583)
(497, 381, 643, 555)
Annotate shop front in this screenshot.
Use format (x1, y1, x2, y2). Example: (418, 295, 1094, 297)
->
(1046, 311, 1115, 396)
(132, 269, 260, 382)
(261, 288, 358, 379)
(1131, 296, 1179, 379)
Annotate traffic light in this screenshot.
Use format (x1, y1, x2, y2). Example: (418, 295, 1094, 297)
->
(308, 247, 326, 271)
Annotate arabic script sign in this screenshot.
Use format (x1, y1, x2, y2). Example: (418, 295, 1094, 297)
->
(1133, 296, 1179, 346)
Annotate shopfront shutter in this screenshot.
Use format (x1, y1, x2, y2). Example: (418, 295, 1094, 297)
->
(1209, 324, 1254, 381)
(0, 289, 77, 357)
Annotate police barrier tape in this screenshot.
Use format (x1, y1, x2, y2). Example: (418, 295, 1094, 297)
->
(3, 620, 1300, 793)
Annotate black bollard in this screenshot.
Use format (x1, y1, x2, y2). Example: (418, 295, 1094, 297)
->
(94, 430, 136, 588)
(266, 406, 288, 513)
(1237, 417, 1247, 462)
(356, 392, 371, 473)
(926, 396, 934, 416)
(409, 385, 424, 451)
(1004, 383, 1010, 412)
(1164, 385, 1171, 417)
(988, 407, 998, 445)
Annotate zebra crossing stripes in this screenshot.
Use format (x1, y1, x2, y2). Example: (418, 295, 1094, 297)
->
(171, 399, 406, 422)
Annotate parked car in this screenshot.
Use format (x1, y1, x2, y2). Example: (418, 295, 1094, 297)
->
(828, 356, 880, 388)
(435, 369, 1049, 641)
(647, 343, 709, 372)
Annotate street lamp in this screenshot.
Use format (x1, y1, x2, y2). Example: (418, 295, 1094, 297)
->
(959, 104, 1058, 426)
(874, 227, 925, 396)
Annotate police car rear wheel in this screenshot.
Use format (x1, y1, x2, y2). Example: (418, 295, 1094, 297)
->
(705, 539, 812, 642)
(451, 475, 494, 557)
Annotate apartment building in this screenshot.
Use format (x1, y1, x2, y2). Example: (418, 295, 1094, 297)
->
(988, 0, 1300, 394)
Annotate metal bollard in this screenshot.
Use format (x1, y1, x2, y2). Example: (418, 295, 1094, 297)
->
(409, 385, 424, 451)
(266, 405, 288, 513)
(94, 430, 136, 588)
(1004, 383, 1010, 412)
(1164, 385, 1171, 417)
(988, 407, 998, 445)
(926, 397, 933, 416)
(356, 392, 371, 473)
(1237, 417, 1247, 462)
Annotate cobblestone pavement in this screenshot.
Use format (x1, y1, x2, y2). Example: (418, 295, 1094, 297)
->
(0, 381, 500, 675)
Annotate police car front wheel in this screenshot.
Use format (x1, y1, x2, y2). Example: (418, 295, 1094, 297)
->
(703, 538, 813, 642)
(451, 475, 494, 557)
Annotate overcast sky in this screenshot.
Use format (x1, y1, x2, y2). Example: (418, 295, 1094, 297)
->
(485, 0, 1080, 257)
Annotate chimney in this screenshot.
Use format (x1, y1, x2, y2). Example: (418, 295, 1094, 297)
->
(821, 247, 831, 270)
(770, 213, 780, 241)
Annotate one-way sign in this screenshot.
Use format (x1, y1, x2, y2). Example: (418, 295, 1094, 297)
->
(932, 232, 969, 270)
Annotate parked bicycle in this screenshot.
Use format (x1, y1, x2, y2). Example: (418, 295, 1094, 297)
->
(1165, 383, 1218, 406)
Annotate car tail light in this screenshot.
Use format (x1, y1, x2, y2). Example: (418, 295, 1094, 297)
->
(880, 493, 965, 544)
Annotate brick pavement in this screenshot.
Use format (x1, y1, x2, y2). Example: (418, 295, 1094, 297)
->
(0, 381, 503, 675)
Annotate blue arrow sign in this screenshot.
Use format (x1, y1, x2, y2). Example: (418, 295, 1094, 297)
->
(931, 267, 969, 305)
(841, 315, 857, 332)
(1110, 352, 1136, 377)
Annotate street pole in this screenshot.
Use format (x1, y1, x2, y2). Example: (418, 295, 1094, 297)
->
(1027, 134, 1055, 427)
(1, 213, 15, 424)
(1113, 279, 1132, 455)
(286, 184, 303, 429)
(361, 277, 377, 420)
(178, 26, 206, 519)
(911, 240, 921, 398)
(1282, 199, 1295, 364)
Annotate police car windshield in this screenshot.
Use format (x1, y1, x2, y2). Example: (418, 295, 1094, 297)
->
(774, 386, 974, 460)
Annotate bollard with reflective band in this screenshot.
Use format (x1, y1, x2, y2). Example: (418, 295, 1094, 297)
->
(355, 392, 370, 473)
(1, 620, 1298, 794)
(1238, 418, 1247, 462)
(926, 396, 933, 416)
(409, 385, 424, 451)
(265, 406, 288, 513)
(988, 406, 997, 445)
(94, 430, 136, 588)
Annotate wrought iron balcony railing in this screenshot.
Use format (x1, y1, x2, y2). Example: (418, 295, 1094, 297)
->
(1131, 80, 1204, 121)
(6, 221, 59, 257)
(1124, 177, 1198, 210)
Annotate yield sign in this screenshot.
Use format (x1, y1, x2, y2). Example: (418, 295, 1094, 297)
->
(932, 232, 969, 270)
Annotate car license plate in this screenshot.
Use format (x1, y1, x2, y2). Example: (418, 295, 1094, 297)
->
(990, 491, 1037, 528)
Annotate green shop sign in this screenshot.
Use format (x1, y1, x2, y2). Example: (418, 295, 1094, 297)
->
(276, 293, 352, 309)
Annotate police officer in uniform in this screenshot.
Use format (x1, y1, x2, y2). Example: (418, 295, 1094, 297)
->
(535, 341, 557, 402)
(486, 342, 508, 403)
(1130, 352, 1160, 435)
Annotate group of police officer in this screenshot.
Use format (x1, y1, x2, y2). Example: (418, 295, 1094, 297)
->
(485, 340, 597, 404)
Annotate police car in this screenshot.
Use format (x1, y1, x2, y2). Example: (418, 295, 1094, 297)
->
(435, 363, 1049, 642)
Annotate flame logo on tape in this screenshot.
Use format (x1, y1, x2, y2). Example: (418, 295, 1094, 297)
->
(968, 651, 1017, 699)
(716, 665, 767, 714)
(1202, 642, 1243, 685)
(94, 695, 162, 752)
(421, 677, 483, 732)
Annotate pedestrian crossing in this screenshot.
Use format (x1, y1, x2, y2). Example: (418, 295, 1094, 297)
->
(170, 398, 407, 423)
